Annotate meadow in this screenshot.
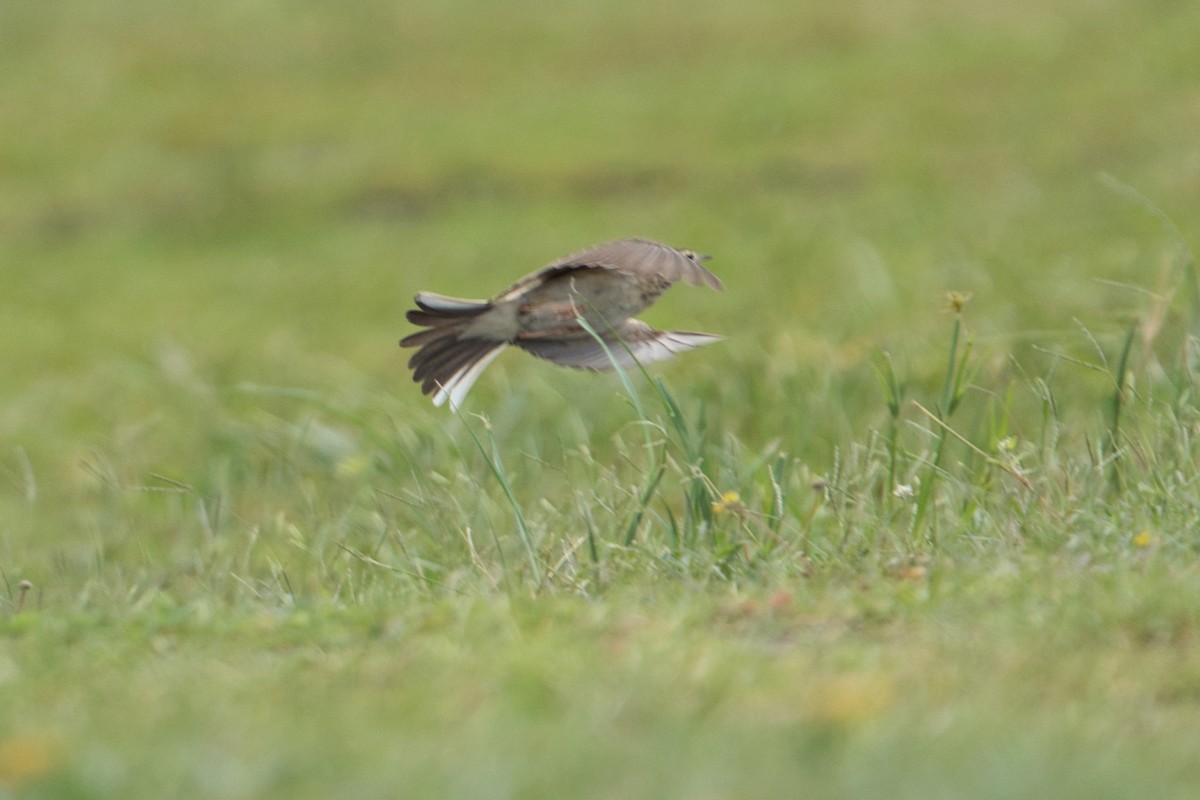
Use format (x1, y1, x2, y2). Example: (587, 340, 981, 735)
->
(3, 0, 1200, 797)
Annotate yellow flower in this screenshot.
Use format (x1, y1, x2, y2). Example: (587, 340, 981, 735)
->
(807, 675, 894, 725)
(711, 491, 741, 515)
(945, 290, 973, 313)
(1133, 530, 1152, 548)
(0, 735, 57, 789)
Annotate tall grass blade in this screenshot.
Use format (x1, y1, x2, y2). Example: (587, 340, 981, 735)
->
(459, 415, 543, 590)
(1107, 318, 1138, 492)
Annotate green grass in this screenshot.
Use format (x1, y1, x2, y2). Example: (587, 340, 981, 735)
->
(4, 0, 1200, 797)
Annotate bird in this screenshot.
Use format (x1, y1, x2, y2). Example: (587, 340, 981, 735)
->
(399, 238, 724, 410)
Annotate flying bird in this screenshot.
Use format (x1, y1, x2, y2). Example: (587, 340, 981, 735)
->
(400, 238, 724, 410)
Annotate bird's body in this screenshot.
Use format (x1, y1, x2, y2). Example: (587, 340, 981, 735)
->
(400, 238, 723, 410)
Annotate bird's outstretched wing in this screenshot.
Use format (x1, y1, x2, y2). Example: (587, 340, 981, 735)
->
(494, 238, 723, 302)
(516, 319, 722, 371)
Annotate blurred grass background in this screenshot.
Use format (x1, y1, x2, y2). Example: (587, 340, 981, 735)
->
(3, 0, 1200, 797)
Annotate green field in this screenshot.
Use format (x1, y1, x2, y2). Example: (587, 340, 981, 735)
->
(4, 1, 1200, 797)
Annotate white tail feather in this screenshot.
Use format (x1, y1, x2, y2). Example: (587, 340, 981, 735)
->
(432, 346, 506, 411)
(416, 292, 489, 313)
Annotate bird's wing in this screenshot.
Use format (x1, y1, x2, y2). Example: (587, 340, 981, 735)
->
(515, 319, 722, 371)
(494, 239, 723, 302)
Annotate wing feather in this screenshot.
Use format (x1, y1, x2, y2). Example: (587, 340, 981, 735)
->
(515, 319, 722, 371)
(494, 239, 723, 301)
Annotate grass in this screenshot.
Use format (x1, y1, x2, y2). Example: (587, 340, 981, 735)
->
(4, 0, 1200, 797)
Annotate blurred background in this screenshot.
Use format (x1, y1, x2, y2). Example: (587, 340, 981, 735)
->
(2, 0, 1199, 487)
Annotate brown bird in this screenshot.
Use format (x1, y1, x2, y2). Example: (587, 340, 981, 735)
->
(400, 238, 724, 410)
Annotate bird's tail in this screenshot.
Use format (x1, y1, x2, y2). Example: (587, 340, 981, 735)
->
(400, 293, 505, 411)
